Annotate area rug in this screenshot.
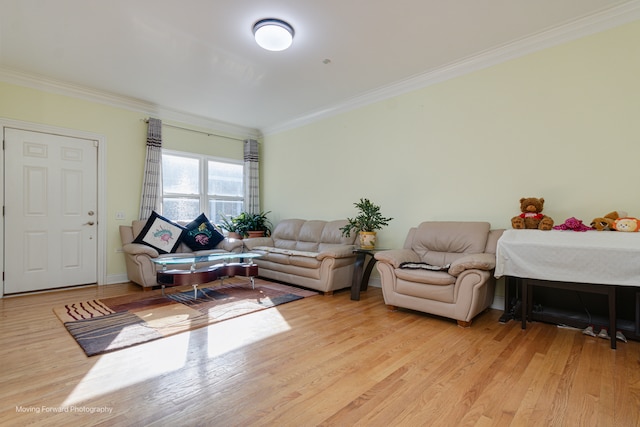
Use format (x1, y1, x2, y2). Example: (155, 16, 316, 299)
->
(53, 278, 317, 356)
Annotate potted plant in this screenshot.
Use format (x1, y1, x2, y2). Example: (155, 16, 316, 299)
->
(244, 211, 273, 238)
(219, 215, 244, 239)
(220, 211, 272, 239)
(339, 198, 393, 249)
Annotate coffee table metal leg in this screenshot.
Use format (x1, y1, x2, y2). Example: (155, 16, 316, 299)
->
(193, 284, 198, 299)
(250, 276, 255, 289)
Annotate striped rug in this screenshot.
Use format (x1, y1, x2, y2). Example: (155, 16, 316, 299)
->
(53, 278, 317, 356)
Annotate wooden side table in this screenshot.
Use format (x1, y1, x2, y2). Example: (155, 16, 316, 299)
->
(351, 248, 387, 301)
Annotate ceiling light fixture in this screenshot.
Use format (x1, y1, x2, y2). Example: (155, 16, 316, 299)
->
(252, 18, 294, 51)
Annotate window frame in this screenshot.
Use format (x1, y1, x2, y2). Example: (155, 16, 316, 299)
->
(161, 149, 244, 223)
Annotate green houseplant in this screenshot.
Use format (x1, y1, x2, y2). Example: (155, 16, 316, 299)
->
(339, 198, 393, 249)
(219, 215, 243, 239)
(220, 211, 272, 238)
(244, 211, 272, 238)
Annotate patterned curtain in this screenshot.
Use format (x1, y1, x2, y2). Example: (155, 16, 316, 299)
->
(243, 139, 260, 213)
(139, 118, 163, 220)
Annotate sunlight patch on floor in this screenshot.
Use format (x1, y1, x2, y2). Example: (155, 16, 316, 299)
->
(62, 308, 292, 406)
(207, 308, 292, 357)
(62, 331, 190, 406)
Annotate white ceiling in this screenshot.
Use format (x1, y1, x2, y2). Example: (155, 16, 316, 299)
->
(1, 0, 639, 136)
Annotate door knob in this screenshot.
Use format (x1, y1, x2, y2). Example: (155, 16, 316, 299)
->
(84, 221, 95, 226)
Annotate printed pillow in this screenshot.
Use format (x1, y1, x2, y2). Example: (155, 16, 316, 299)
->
(182, 213, 224, 251)
(132, 211, 186, 254)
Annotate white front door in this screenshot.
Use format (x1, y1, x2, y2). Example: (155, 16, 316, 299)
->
(4, 128, 98, 294)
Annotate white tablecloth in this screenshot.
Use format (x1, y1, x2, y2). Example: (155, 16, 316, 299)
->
(495, 229, 640, 287)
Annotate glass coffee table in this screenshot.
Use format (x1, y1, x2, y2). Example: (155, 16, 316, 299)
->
(151, 252, 262, 298)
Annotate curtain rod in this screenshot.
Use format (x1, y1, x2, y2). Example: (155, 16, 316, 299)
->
(143, 118, 247, 142)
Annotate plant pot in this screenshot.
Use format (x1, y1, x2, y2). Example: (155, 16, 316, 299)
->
(247, 230, 266, 238)
(227, 232, 243, 240)
(358, 231, 377, 250)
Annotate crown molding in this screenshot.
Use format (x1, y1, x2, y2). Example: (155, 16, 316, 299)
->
(2, 1, 638, 139)
(0, 66, 261, 139)
(262, 2, 640, 136)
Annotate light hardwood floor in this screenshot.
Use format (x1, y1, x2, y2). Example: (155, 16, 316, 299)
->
(1, 281, 639, 427)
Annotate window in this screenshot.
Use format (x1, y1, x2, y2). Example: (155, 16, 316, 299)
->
(161, 151, 244, 224)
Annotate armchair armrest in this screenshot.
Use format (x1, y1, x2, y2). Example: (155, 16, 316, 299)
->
(122, 243, 160, 258)
(448, 253, 496, 277)
(374, 249, 420, 268)
(243, 237, 274, 251)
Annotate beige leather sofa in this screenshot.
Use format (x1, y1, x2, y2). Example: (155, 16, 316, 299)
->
(242, 219, 358, 294)
(375, 221, 503, 327)
(120, 220, 243, 289)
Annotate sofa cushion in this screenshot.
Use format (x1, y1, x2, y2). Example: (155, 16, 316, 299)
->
(132, 220, 147, 237)
(411, 221, 490, 266)
(320, 220, 353, 245)
(272, 219, 305, 250)
(295, 221, 325, 252)
(132, 211, 186, 254)
(396, 279, 455, 303)
(252, 246, 319, 258)
(182, 213, 224, 251)
(270, 219, 356, 252)
(290, 255, 322, 269)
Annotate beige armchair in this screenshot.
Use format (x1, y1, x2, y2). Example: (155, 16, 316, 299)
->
(119, 220, 244, 289)
(374, 222, 503, 327)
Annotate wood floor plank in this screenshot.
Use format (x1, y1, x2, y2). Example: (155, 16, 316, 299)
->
(1, 281, 639, 426)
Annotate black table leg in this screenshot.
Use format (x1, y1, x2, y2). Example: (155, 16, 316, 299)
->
(350, 250, 380, 301)
(636, 291, 640, 335)
(500, 276, 513, 323)
(361, 256, 377, 293)
(609, 286, 616, 350)
(499, 276, 523, 323)
(521, 279, 528, 330)
(350, 252, 366, 301)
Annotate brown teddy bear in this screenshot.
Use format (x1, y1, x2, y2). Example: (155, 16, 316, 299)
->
(511, 197, 554, 230)
(590, 211, 627, 231)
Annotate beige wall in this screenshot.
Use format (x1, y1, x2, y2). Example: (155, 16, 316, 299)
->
(261, 20, 640, 298)
(262, 20, 640, 250)
(0, 83, 246, 282)
(1, 19, 638, 290)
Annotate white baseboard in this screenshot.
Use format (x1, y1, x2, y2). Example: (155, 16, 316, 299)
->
(368, 277, 382, 288)
(106, 273, 129, 285)
(491, 295, 505, 311)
